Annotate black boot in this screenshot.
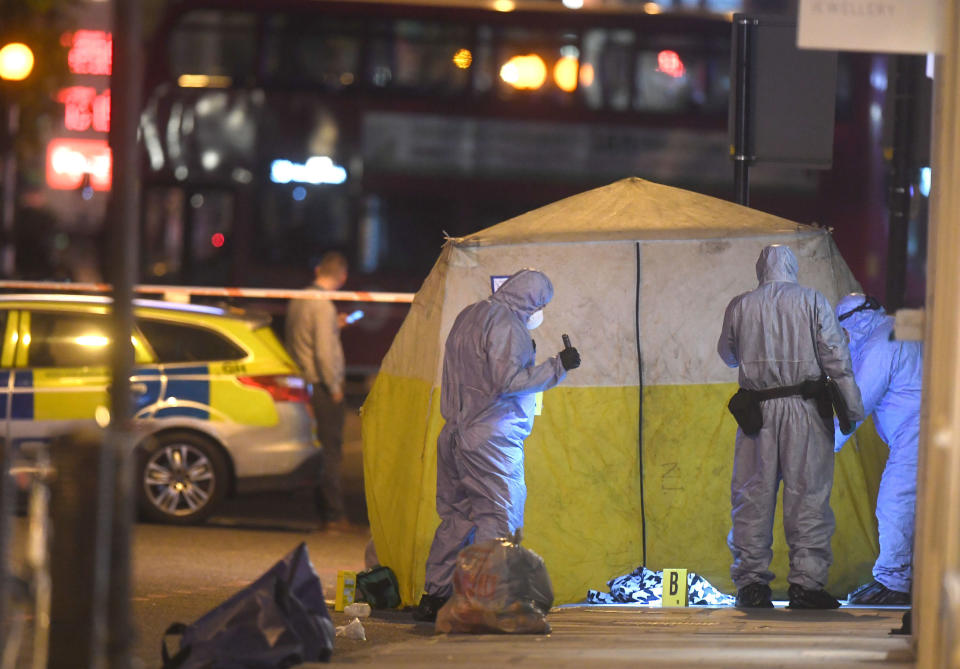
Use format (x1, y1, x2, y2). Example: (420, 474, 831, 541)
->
(788, 583, 840, 609)
(847, 580, 911, 606)
(735, 582, 773, 608)
(412, 593, 448, 622)
(891, 609, 912, 635)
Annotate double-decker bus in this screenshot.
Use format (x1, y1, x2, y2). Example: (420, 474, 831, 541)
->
(140, 1, 749, 286)
(138, 0, 915, 365)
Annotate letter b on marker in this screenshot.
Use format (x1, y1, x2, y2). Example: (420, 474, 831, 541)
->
(662, 568, 688, 607)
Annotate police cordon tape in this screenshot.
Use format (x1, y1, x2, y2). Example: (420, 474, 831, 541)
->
(0, 280, 415, 303)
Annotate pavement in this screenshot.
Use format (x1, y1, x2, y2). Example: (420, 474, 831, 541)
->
(193, 401, 918, 667)
(319, 602, 913, 667)
(4, 397, 917, 667)
(323, 406, 914, 666)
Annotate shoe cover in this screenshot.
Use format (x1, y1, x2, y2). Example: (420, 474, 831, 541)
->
(787, 583, 840, 609)
(736, 583, 773, 608)
(847, 580, 911, 606)
(412, 594, 448, 622)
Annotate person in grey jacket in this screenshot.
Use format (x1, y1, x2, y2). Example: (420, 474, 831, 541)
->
(286, 251, 349, 529)
(717, 245, 864, 609)
(414, 269, 580, 621)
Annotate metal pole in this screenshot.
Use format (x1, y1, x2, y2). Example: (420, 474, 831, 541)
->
(0, 88, 18, 658)
(0, 345, 13, 669)
(49, 431, 108, 669)
(0, 100, 17, 277)
(105, 0, 142, 667)
(732, 16, 755, 207)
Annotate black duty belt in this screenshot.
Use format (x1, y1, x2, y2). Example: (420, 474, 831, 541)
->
(729, 377, 834, 437)
(750, 378, 825, 402)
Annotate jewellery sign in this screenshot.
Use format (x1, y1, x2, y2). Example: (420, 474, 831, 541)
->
(797, 0, 945, 54)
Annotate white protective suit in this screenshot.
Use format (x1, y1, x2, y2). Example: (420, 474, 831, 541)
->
(423, 269, 568, 597)
(717, 245, 864, 591)
(834, 293, 922, 594)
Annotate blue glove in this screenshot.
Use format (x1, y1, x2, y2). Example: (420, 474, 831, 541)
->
(833, 418, 846, 453)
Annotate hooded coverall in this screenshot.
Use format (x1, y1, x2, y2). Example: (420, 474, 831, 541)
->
(423, 269, 567, 598)
(717, 245, 864, 590)
(834, 294, 922, 594)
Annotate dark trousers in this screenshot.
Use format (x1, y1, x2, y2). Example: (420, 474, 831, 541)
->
(312, 385, 345, 521)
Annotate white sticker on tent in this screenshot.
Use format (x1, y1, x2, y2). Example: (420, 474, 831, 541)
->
(491, 275, 510, 294)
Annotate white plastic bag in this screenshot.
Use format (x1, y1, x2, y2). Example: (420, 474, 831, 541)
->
(335, 617, 366, 641)
(344, 602, 371, 618)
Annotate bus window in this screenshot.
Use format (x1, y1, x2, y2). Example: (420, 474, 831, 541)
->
(471, 25, 496, 95)
(169, 10, 257, 85)
(582, 28, 635, 111)
(188, 190, 235, 285)
(634, 49, 700, 111)
(143, 187, 185, 281)
(260, 185, 351, 266)
(147, 89, 261, 180)
(366, 19, 472, 94)
(142, 188, 236, 285)
(262, 15, 363, 89)
(702, 44, 732, 112)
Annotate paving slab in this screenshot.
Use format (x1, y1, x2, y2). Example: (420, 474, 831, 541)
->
(314, 604, 914, 667)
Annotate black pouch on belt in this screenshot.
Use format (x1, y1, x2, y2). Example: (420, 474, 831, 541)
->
(800, 376, 834, 431)
(825, 378, 855, 435)
(727, 388, 763, 436)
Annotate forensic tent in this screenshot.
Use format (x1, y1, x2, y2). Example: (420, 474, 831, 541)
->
(361, 177, 887, 605)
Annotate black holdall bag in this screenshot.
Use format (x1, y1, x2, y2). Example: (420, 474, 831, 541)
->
(161, 542, 335, 669)
(356, 565, 401, 609)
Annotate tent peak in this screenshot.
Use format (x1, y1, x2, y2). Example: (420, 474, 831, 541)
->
(453, 178, 818, 246)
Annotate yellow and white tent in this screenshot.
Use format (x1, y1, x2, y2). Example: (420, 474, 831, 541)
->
(361, 177, 886, 605)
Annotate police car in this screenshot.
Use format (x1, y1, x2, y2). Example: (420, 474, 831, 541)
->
(0, 294, 321, 524)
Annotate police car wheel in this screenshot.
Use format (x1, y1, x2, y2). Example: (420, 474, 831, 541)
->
(137, 431, 228, 525)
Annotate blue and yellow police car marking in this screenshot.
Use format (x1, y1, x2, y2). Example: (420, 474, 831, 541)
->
(156, 365, 211, 420)
(12, 370, 33, 420)
(0, 370, 8, 420)
(132, 367, 163, 416)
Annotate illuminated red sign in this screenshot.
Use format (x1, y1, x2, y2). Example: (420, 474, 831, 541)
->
(57, 86, 111, 132)
(66, 30, 112, 76)
(57, 86, 94, 130)
(46, 138, 112, 190)
(92, 88, 110, 132)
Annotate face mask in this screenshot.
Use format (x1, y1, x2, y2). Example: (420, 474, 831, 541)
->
(526, 310, 543, 330)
